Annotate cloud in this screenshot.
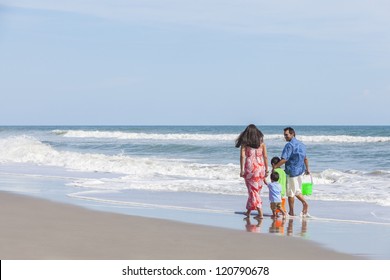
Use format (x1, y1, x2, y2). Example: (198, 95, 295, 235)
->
(362, 89, 371, 97)
(3, 0, 390, 42)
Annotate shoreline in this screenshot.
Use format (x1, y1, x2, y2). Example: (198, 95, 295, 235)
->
(0, 191, 359, 260)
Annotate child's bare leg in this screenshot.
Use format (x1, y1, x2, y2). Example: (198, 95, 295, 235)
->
(244, 209, 251, 217)
(281, 208, 287, 219)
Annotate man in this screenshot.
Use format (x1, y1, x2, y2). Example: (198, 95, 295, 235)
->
(273, 127, 310, 216)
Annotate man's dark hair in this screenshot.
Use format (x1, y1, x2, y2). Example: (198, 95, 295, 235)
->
(284, 127, 296, 136)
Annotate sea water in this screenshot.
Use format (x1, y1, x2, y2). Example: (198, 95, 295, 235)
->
(1, 125, 389, 209)
(2, 125, 390, 258)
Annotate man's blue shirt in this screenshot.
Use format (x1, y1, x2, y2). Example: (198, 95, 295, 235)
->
(281, 137, 306, 177)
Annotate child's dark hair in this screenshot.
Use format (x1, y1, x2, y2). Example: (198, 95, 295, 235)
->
(270, 172, 279, 182)
(271, 157, 280, 166)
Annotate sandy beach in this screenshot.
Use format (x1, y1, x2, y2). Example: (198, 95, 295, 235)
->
(0, 191, 359, 260)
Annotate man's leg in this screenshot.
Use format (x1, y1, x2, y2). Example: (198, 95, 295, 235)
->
(296, 194, 308, 215)
(287, 176, 296, 216)
(288, 196, 295, 216)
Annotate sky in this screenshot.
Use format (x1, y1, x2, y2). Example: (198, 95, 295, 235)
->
(1, 0, 389, 125)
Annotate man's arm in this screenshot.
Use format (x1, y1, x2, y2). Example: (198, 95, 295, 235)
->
(273, 158, 287, 170)
(304, 157, 310, 175)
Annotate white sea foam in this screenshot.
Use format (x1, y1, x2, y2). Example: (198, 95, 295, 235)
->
(1, 135, 389, 207)
(307, 169, 390, 207)
(52, 130, 240, 141)
(0, 135, 239, 181)
(53, 129, 390, 143)
(299, 135, 390, 143)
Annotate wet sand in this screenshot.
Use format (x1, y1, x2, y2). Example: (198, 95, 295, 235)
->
(0, 191, 358, 260)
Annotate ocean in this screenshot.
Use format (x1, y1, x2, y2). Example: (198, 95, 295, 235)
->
(2, 125, 390, 258)
(1, 125, 389, 210)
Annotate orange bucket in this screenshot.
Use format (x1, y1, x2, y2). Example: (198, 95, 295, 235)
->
(275, 197, 286, 214)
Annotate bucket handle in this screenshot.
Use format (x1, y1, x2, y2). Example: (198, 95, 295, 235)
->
(303, 173, 313, 184)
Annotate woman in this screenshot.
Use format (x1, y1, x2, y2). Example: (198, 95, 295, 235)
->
(235, 124, 269, 218)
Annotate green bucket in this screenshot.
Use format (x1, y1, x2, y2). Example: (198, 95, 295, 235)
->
(301, 175, 313, 196)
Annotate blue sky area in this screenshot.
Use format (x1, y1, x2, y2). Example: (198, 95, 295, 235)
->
(1, 1, 389, 125)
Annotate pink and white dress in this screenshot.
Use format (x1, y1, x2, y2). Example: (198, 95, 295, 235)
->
(243, 146, 266, 211)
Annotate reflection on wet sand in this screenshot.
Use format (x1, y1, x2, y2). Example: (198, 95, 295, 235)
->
(244, 217, 263, 233)
(287, 218, 308, 237)
(269, 218, 285, 235)
(243, 216, 308, 237)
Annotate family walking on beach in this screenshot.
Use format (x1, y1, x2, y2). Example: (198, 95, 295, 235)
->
(236, 124, 310, 219)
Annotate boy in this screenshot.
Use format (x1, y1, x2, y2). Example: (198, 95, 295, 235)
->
(271, 157, 287, 214)
(267, 172, 287, 219)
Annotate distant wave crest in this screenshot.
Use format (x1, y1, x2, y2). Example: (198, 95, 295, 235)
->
(300, 135, 390, 143)
(53, 129, 238, 141)
(52, 130, 390, 143)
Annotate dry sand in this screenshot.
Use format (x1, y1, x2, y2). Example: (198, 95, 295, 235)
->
(0, 191, 359, 260)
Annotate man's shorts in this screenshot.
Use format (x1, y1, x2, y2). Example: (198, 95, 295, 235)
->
(287, 175, 303, 197)
(270, 202, 282, 211)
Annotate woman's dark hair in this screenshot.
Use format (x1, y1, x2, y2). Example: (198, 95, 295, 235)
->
(235, 124, 264, 149)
